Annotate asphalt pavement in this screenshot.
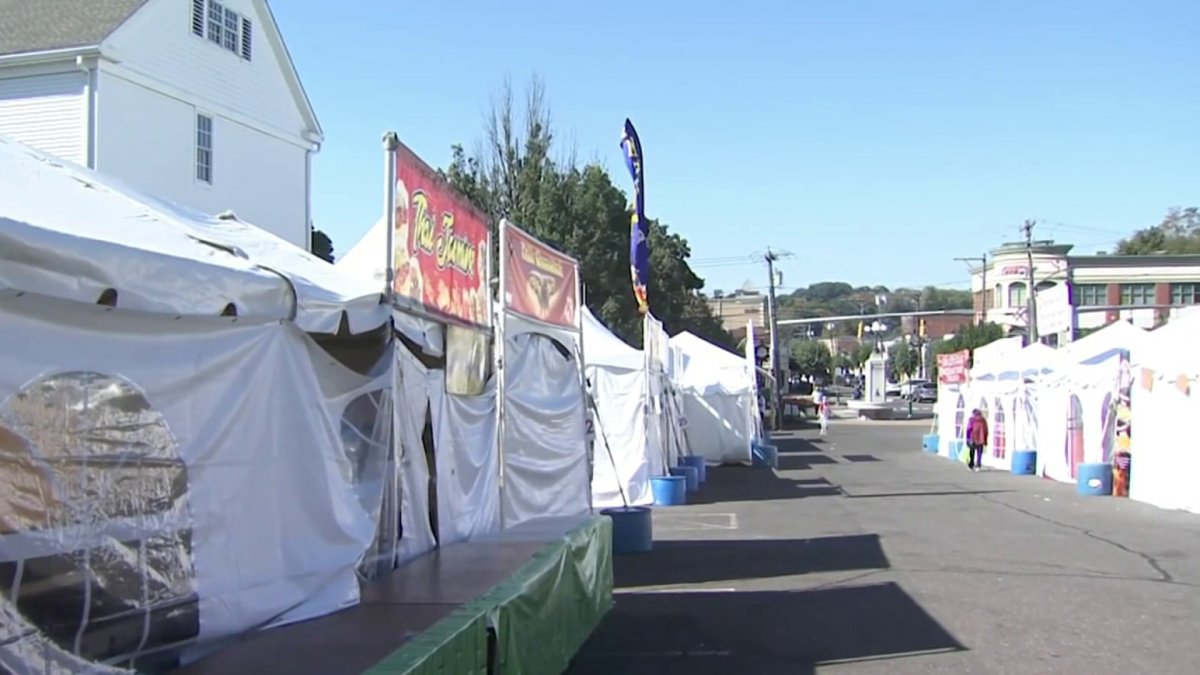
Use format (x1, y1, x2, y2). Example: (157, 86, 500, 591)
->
(567, 421, 1200, 674)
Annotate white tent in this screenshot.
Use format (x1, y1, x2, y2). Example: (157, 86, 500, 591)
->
(0, 137, 398, 670)
(1128, 314, 1200, 514)
(582, 308, 654, 509)
(0, 298, 388, 671)
(0, 134, 388, 335)
(670, 332, 755, 465)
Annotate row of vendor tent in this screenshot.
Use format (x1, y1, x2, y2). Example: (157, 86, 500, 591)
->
(0, 135, 590, 673)
(934, 315, 1200, 515)
(580, 309, 759, 509)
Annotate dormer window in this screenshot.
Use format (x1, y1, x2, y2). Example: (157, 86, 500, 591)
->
(191, 0, 252, 61)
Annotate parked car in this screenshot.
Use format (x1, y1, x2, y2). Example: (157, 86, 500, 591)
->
(912, 383, 938, 403)
(899, 379, 931, 399)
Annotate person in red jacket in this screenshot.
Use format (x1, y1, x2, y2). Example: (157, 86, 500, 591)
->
(965, 408, 989, 471)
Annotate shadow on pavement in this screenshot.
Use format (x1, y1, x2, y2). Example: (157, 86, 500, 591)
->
(567, 582, 966, 674)
(771, 436, 831, 455)
(841, 489, 1014, 499)
(614, 534, 888, 588)
(777, 454, 840, 471)
(690, 467, 842, 505)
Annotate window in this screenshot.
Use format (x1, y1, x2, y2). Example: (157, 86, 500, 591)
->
(1073, 284, 1106, 306)
(196, 114, 213, 184)
(1171, 283, 1200, 305)
(1119, 283, 1154, 306)
(192, 0, 253, 60)
(1008, 282, 1026, 308)
(993, 284, 1001, 308)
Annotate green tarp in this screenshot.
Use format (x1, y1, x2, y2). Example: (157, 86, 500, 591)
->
(365, 514, 613, 675)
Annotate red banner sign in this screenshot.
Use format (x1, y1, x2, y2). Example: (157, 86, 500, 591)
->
(393, 143, 491, 328)
(501, 221, 579, 328)
(937, 350, 971, 385)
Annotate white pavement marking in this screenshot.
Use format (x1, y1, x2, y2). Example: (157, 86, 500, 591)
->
(654, 512, 739, 531)
(585, 650, 733, 658)
(616, 586, 740, 595)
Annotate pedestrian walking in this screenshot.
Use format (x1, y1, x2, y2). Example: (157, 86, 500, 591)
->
(965, 408, 988, 471)
(817, 390, 830, 436)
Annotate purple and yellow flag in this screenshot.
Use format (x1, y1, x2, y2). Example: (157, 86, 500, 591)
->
(620, 118, 649, 314)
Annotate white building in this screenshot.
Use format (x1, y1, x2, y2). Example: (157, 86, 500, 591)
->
(970, 241, 1200, 345)
(0, 0, 322, 249)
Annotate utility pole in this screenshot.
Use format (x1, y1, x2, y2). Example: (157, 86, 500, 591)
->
(764, 248, 782, 431)
(1022, 219, 1038, 344)
(954, 254, 988, 324)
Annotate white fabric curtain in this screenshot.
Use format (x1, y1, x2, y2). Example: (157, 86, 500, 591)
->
(588, 364, 653, 509)
(429, 379, 501, 545)
(501, 333, 590, 526)
(393, 345, 437, 566)
(681, 390, 753, 465)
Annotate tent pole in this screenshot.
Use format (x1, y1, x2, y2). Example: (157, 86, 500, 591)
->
(496, 221, 508, 530)
(579, 280, 593, 512)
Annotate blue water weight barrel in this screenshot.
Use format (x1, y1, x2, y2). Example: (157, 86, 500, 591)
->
(922, 433, 940, 454)
(1077, 462, 1113, 496)
(670, 465, 700, 493)
(601, 506, 653, 554)
(752, 442, 778, 469)
(679, 455, 707, 483)
(1011, 449, 1037, 475)
(651, 475, 687, 506)
(948, 440, 965, 463)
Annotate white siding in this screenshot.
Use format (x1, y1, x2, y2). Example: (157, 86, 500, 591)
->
(95, 70, 307, 247)
(0, 71, 86, 165)
(103, 0, 307, 138)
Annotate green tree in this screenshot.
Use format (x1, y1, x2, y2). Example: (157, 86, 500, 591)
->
(929, 322, 1005, 380)
(442, 76, 732, 348)
(1116, 207, 1200, 255)
(790, 340, 832, 379)
(888, 340, 921, 380)
(849, 342, 876, 371)
(311, 228, 334, 263)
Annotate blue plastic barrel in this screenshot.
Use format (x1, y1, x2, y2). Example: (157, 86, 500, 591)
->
(601, 506, 653, 554)
(948, 440, 965, 462)
(651, 475, 687, 506)
(922, 433, 940, 454)
(1011, 450, 1037, 475)
(752, 443, 778, 469)
(680, 455, 707, 483)
(1077, 462, 1113, 496)
(670, 465, 699, 492)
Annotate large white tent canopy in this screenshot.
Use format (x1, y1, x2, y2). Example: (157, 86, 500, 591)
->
(670, 331, 754, 465)
(0, 135, 387, 334)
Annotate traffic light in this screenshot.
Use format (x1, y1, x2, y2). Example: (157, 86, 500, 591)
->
(918, 318, 927, 338)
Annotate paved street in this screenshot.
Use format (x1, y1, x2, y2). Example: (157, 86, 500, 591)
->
(567, 421, 1200, 674)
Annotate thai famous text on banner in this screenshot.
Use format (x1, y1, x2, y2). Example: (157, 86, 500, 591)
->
(392, 142, 491, 328)
(501, 220, 580, 328)
(620, 118, 649, 314)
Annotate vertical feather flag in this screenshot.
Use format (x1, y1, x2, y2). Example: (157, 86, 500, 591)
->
(621, 118, 650, 314)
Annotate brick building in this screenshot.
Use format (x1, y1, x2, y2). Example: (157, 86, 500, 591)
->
(969, 241, 1200, 344)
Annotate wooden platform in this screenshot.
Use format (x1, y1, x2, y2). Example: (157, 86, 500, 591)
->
(173, 514, 612, 675)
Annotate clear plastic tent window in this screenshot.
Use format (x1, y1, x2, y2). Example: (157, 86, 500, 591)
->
(1, 372, 196, 671)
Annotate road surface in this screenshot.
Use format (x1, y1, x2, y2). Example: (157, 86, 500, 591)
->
(567, 421, 1200, 674)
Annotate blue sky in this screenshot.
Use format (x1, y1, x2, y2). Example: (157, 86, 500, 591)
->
(274, 0, 1199, 295)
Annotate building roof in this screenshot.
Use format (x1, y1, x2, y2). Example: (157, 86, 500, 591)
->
(0, 0, 148, 57)
(1067, 253, 1200, 268)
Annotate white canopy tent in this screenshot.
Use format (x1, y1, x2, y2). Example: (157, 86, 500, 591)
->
(582, 308, 655, 509)
(1128, 313, 1200, 513)
(0, 134, 388, 335)
(670, 331, 755, 465)
(0, 136, 399, 670)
